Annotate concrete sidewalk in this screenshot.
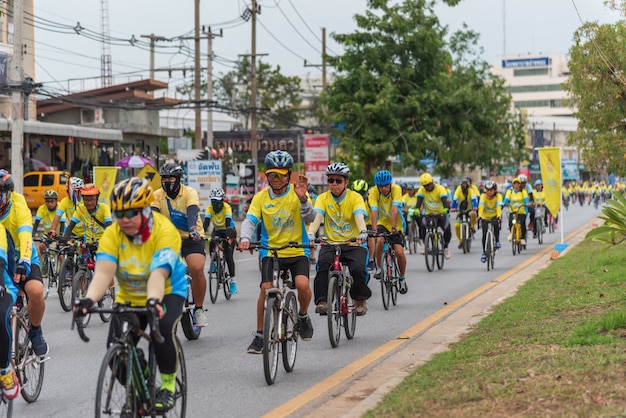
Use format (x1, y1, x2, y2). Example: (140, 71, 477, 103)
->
(277, 219, 596, 418)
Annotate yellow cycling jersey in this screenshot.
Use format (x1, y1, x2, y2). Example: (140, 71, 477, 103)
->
(503, 188, 529, 214)
(452, 186, 479, 211)
(417, 183, 448, 215)
(152, 185, 205, 239)
(246, 185, 310, 259)
(56, 196, 85, 236)
(70, 202, 112, 242)
(314, 190, 367, 243)
(96, 212, 188, 307)
(533, 190, 546, 205)
(368, 184, 403, 230)
(0, 192, 35, 263)
(401, 193, 418, 210)
(0, 222, 18, 296)
(35, 204, 65, 234)
(204, 202, 233, 231)
(478, 192, 503, 220)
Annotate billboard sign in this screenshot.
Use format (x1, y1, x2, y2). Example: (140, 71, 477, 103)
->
(187, 160, 222, 210)
(304, 134, 329, 185)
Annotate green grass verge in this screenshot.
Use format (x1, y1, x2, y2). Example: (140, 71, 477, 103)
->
(365, 239, 626, 417)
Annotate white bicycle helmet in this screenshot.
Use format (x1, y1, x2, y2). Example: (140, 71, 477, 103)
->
(518, 174, 528, 183)
(70, 177, 84, 191)
(209, 188, 225, 201)
(325, 162, 350, 178)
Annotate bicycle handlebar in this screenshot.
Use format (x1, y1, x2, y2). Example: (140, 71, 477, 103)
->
(72, 304, 164, 344)
(248, 241, 314, 252)
(315, 237, 358, 245)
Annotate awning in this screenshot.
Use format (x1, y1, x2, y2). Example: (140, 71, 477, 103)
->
(0, 119, 123, 142)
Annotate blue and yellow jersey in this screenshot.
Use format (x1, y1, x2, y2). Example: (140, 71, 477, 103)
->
(368, 184, 403, 230)
(478, 192, 503, 220)
(57, 196, 85, 236)
(314, 190, 366, 243)
(0, 222, 18, 299)
(401, 193, 418, 210)
(533, 190, 546, 206)
(0, 192, 37, 265)
(417, 184, 449, 215)
(35, 204, 65, 234)
(204, 202, 234, 231)
(70, 202, 112, 242)
(503, 188, 529, 214)
(96, 212, 188, 307)
(451, 186, 479, 211)
(246, 185, 310, 259)
(152, 185, 205, 239)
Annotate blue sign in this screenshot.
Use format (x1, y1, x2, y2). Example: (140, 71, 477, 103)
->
(502, 57, 549, 68)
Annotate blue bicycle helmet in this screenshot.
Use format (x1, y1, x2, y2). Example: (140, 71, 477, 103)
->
(534, 179, 543, 186)
(374, 170, 392, 186)
(265, 150, 294, 169)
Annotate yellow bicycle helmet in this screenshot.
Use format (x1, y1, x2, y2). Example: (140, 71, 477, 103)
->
(110, 177, 154, 210)
(419, 172, 433, 186)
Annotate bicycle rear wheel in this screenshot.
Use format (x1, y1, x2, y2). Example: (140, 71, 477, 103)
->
(208, 254, 219, 304)
(72, 270, 91, 327)
(58, 258, 75, 312)
(424, 232, 435, 272)
(390, 258, 399, 306)
(99, 287, 115, 323)
(282, 291, 298, 372)
(379, 257, 390, 310)
(548, 215, 555, 234)
(461, 223, 469, 254)
(180, 301, 201, 341)
(95, 344, 135, 418)
(263, 297, 280, 385)
(344, 280, 356, 340)
(436, 232, 445, 270)
(15, 316, 45, 403)
(327, 274, 342, 348)
(408, 222, 417, 255)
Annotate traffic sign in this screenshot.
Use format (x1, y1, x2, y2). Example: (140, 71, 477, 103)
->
(136, 164, 161, 191)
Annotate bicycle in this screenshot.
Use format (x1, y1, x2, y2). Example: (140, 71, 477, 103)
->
(73, 304, 187, 417)
(179, 273, 201, 341)
(71, 241, 115, 326)
(458, 210, 473, 254)
(35, 235, 60, 300)
(207, 230, 236, 304)
(249, 241, 311, 385)
(483, 219, 498, 271)
(546, 209, 556, 234)
(423, 214, 445, 272)
(372, 232, 401, 310)
(317, 238, 358, 348)
(57, 237, 80, 312)
(405, 208, 419, 255)
(534, 205, 545, 245)
(508, 211, 524, 255)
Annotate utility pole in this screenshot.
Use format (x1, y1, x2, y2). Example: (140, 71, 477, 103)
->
(194, 0, 202, 150)
(140, 33, 169, 79)
(10, 0, 24, 192)
(203, 27, 222, 150)
(304, 27, 328, 113)
(250, 0, 260, 164)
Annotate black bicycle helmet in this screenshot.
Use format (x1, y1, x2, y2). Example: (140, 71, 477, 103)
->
(159, 163, 184, 178)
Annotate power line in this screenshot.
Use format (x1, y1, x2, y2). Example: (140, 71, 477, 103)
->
(272, 0, 322, 55)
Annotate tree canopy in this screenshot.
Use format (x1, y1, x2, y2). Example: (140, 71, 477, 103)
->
(323, 0, 525, 178)
(565, 20, 626, 175)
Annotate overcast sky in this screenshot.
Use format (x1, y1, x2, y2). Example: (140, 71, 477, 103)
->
(32, 0, 620, 95)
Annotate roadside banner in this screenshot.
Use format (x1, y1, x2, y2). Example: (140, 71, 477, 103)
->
(93, 166, 120, 207)
(187, 160, 222, 210)
(304, 134, 329, 185)
(538, 147, 561, 218)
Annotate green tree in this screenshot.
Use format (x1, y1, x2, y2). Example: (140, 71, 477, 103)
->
(565, 20, 626, 175)
(211, 58, 304, 129)
(323, 0, 525, 178)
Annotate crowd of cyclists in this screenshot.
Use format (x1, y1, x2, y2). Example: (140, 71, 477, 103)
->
(0, 149, 616, 411)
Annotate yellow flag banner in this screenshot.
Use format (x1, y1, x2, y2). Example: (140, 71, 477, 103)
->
(538, 147, 561, 216)
(93, 166, 120, 207)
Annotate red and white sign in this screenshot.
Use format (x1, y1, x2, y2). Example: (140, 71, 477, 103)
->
(304, 134, 329, 185)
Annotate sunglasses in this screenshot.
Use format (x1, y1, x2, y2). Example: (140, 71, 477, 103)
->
(267, 172, 288, 179)
(327, 178, 344, 184)
(114, 209, 140, 219)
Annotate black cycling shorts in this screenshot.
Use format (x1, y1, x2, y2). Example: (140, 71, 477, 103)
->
(260, 256, 309, 284)
(376, 225, 405, 247)
(182, 238, 206, 258)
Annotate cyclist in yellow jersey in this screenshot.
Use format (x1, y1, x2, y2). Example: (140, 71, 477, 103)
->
(532, 179, 553, 236)
(369, 170, 408, 292)
(74, 178, 187, 412)
(204, 188, 237, 294)
(478, 180, 502, 263)
(62, 183, 112, 242)
(450, 178, 479, 250)
(416, 172, 452, 259)
(0, 169, 48, 357)
(49, 176, 85, 238)
(33, 190, 66, 255)
(0, 216, 21, 399)
(307, 163, 370, 316)
(401, 184, 418, 217)
(503, 177, 530, 246)
(238, 150, 316, 354)
(151, 163, 208, 328)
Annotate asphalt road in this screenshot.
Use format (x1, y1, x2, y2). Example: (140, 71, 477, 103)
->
(12, 202, 600, 417)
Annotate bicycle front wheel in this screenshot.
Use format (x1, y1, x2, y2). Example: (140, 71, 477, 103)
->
(537, 220, 544, 244)
(15, 317, 45, 403)
(408, 222, 417, 255)
(99, 287, 115, 323)
(327, 274, 342, 348)
(58, 258, 75, 312)
(208, 254, 219, 304)
(461, 223, 469, 254)
(425, 232, 435, 272)
(95, 344, 135, 418)
(379, 256, 390, 310)
(344, 280, 356, 340)
(281, 291, 298, 372)
(222, 262, 232, 301)
(511, 226, 518, 256)
(436, 232, 445, 270)
(0, 395, 12, 417)
(390, 258, 399, 306)
(485, 231, 493, 272)
(165, 337, 187, 418)
(263, 297, 280, 385)
(40, 255, 50, 300)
